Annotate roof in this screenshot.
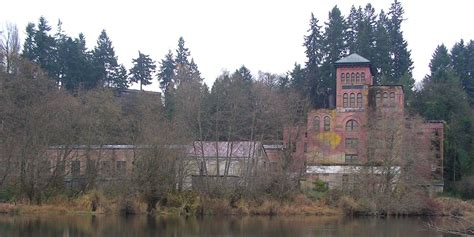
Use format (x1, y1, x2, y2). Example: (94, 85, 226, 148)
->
(188, 141, 263, 159)
(335, 53, 370, 65)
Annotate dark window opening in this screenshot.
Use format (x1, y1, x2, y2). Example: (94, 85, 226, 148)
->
(345, 154, 358, 164)
(116, 161, 126, 175)
(346, 120, 359, 132)
(343, 94, 348, 108)
(313, 116, 320, 131)
(71, 161, 80, 176)
(345, 138, 359, 149)
(350, 93, 355, 108)
(357, 93, 363, 108)
(324, 116, 331, 131)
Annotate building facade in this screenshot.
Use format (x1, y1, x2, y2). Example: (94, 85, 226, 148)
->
(284, 54, 444, 190)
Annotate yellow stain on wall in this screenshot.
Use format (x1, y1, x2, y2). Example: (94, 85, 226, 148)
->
(316, 132, 341, 149)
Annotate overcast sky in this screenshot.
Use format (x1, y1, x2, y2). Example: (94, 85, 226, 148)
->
(2, 0, 474, 91)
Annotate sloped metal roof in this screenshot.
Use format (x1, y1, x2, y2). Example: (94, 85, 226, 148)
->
(335, 53, 370, 65)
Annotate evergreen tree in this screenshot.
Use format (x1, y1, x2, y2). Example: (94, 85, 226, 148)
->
(289, 63, 306, 92)
(320, 6, 347, 105)
(323, 6, 347, 64)
(21, 17, 58, 78)
(303, 13, 324, 107)
(373, 10, 392, 84)
(429, 44, 451, 75)
(236, 65, 253, 85)
(157, 50, 176, 94)
(22, 23, 36, 61)
(34, 17, 58, 77)
(346, 6, 362, 53)
(110, 64, 129, 91)
(387, 0, 413, 84)
(175, 36, 190, 65)
(93, 30, 126, 89)
(451, 40, 474, 104)
(59, 35, 98, 91)
(189, 58, 203, 82)
(130, 51, 156, 91)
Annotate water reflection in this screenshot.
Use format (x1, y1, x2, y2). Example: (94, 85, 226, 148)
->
(0, 214, 458, 237)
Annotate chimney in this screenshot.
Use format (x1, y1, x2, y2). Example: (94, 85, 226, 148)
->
(327, 88, 335, 109)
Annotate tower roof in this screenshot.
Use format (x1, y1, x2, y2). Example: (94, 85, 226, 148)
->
(335, 53, 370, 65)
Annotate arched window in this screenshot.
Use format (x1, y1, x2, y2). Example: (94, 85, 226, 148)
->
(350, 93, 355, 108)
(346, 73, 350, 82)
(356, 73, 360, 83)
(383, 92, 388, 104)
(324, 116, 331, 131)
(313, 116, 320, 131)
(376, 92, 382, 105)
(345, 119, 359, 132)
(343, 93, 348, 108)
(357, 93, 363, 108)
(361, 72, 365, 82)
(390, 92, 395, 102)
(351, 73, 355, 84)
(341, 73, 345, 84)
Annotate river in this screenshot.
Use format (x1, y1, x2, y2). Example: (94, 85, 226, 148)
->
(0, 215, 460, 237)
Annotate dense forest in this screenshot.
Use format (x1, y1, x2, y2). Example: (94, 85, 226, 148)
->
(1, 0, 474, 204)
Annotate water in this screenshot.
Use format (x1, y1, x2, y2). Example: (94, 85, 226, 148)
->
(0, 215, 459, 237)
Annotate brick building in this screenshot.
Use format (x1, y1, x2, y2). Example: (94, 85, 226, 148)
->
(284, 54, 444, 191)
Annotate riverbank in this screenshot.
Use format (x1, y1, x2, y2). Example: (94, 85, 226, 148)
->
(0, 195, 340, 216)
(0, 192, 472, 218)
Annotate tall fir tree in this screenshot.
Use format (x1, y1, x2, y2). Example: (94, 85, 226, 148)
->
(303, 13, 324, 107)
(429, 44, 451, 75)
(320, 6, 348, 105)
(158, 50, 176, 95)
(387, 0, 413, 84)
(92, 30, 127, 89)
(129, 51, 156, 91)
(373, 10, 392, 84)
(175, 36, 190, 66)
(346, 6, 362, 53)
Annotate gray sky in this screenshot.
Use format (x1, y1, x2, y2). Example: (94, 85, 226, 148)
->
(2, 0, 474, 91)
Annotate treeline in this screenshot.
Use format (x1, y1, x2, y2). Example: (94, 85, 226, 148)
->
(283, 0, 413, 108)
(413, 42, 474, 197)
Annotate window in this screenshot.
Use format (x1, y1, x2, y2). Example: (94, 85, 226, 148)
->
(313, 116, 320, 131)
(71, 160, 80, 176)
(356, 72, 360, 83)
(357, 93, 363, 108)
(305, 132, 308, 138)
(390, 92, 395, 103)
(304, 143, 308, 153)
(345, 154, 358, 164)
(350, 93, 355, 108)
(116, 161, 126, 175)
(101, 161, 112, 176)
(341, 73, 345, 84)
(345, 120, 359, 132)
(361, 72, 365, 82)
(345, 138, 359, 149)
(351, 73, 355, 84)
(292, 142, 297, 153)
(346, 73, 350, 82)
(343, 94, 348, 108)
(376, 92, 381, 105)
(383, 92, 388, 104)
(324, 116, 331, 131)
